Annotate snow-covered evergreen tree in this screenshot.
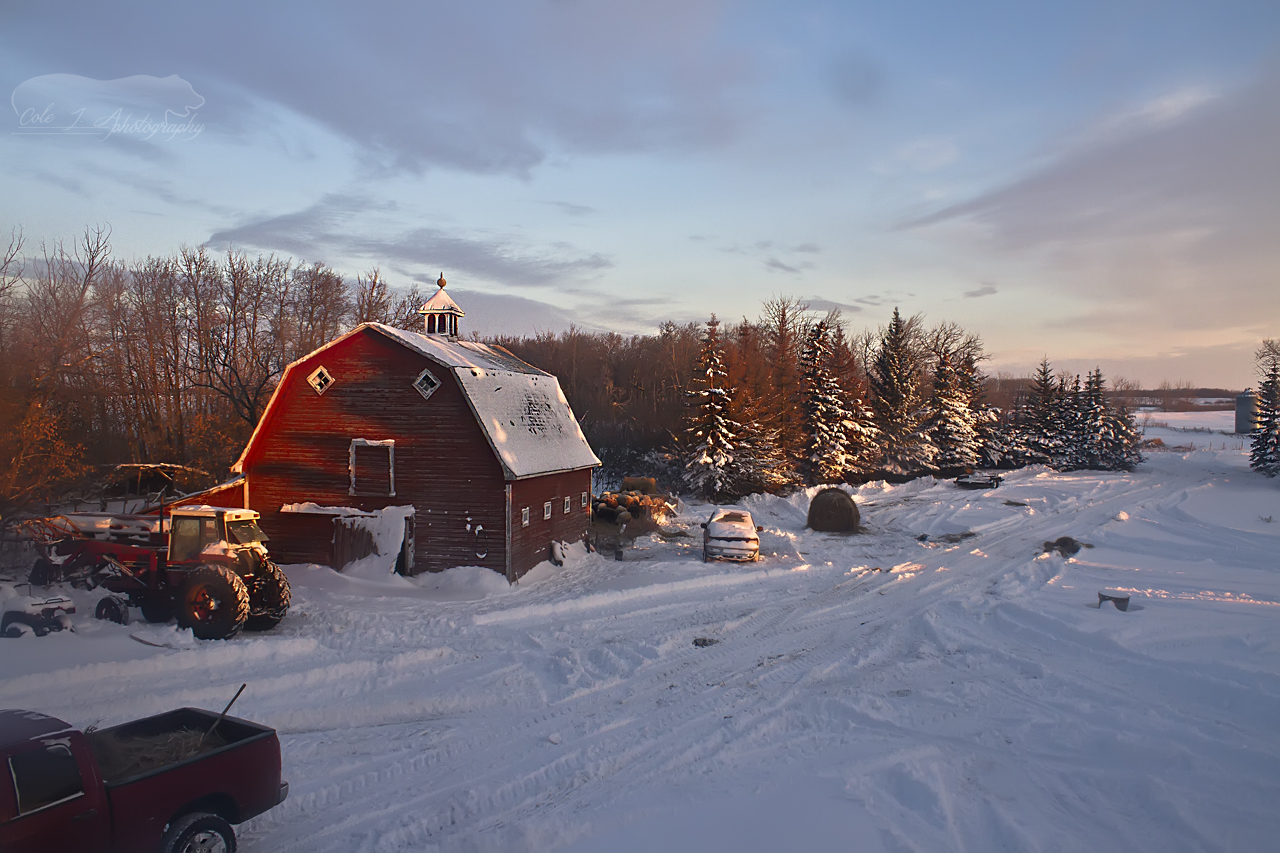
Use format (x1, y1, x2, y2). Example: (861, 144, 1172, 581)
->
(869, 308, 930, 471)
(1053, 375, 1086, 470)
(1019, 358, 1060, 465)
(1102, 395, 1144, 471)
(923, 350, 979, 469)
(682, 317, 746, 501)
(1250, 362, 1280, 477)
(800, 321, 861, 483)
(1078, 369, 1109, 469)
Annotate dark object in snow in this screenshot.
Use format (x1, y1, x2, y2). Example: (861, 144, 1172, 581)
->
(1098, 589, 1131, 611)
(1043, 536, 1088, 557)
(806, 489, 860, 533)
(1, 594, 75, 637)
(0, 705, 288, 853)
(693, 637, 720, 647)
(1003, 499, 1028, 507)
(919, 531, 976, 544)
(955, 472, 1002, 490)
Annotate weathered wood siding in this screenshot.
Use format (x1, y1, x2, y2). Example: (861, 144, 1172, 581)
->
(509, 469, 593, 578)
(241, 328, 509, 574)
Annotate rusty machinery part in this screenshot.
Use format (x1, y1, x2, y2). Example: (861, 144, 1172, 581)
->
(178, 565, 250, 641)
(243, 560, 291, 632)
(17, 515, 84, 546)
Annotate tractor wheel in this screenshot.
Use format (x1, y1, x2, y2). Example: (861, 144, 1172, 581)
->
(29, 558, 52, 587)
(95, 595, 130, 625)
(140, 598, 176, 624)
(244, 560, 291, 632)
(178, 565, 250, 640)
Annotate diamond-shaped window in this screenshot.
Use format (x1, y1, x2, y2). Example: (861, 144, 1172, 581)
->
(307, 365, 334, 395)
(413, 368, 440, 401)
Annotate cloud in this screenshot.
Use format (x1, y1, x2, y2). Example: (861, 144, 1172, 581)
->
(4, 2, 751, 176)
(805, 297, 862, 315)
(903, 68, 1280, 337)
(964, 284, 997, 298)
(206, 193, 612, 287)
(541, 200, 596, 217)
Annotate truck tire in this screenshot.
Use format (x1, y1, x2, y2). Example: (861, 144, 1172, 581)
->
(161, 812, 237, 853)
(244, 560, 290, 632)
(178, 565, 250, 640)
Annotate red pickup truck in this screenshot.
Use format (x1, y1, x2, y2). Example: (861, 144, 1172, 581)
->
(0, 706, 287, 853)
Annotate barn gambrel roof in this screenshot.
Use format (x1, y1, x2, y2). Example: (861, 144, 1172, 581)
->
(232, 323, 600, 480)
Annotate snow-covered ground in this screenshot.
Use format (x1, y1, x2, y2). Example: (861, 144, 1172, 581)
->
(3, 444, 1279, 851)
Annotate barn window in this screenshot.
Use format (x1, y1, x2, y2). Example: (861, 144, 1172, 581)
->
(413, 368, 440, 401)
(349, 439, 395, 496)
(581, 491, 589, 508)
(563, 496, 572, 514)
(543, 501, 552, 520)
(521, 507, 530, 527)
(307, 365, 334, 395)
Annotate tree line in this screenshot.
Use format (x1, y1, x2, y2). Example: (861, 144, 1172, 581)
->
(2, 228, 1148, 516)
(674, 309, 1144, 501)
(0, 228, 425, 516)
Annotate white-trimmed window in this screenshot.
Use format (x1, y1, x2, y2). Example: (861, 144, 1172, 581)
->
(563, 496, 572, 514)
(580, 491, 589, 508)
(543, 501, 553, 520)
(349, 438, 395, 496)
(521, 507, 530, 527)
(307, 365, 334, 395)
(413, 367, 440, 401)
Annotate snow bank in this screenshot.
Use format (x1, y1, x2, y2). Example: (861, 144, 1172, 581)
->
(5, 448, 1280, 852)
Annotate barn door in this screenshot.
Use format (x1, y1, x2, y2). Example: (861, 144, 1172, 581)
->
(396, 515, 416, 575)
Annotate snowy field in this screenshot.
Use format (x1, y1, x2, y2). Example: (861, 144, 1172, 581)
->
(3, 443, 1280, 851)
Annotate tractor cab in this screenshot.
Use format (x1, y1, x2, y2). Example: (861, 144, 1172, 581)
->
(167, 507, 268, 564)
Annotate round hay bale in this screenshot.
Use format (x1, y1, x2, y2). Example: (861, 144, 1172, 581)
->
(616, 511, 632, 525)
(622, 476, 658, 495)
(807, 488, 860, 532)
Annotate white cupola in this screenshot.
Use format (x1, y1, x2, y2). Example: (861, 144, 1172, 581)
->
(418, 273, 464, 338)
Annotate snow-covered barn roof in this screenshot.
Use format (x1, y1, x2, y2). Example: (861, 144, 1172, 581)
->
(232, 322, 599, 479)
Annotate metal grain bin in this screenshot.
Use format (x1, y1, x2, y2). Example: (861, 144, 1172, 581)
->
(1236, 389, 1258, 434)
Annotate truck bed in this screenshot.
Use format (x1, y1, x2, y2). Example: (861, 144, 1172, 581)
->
(86, 708, 284, 852)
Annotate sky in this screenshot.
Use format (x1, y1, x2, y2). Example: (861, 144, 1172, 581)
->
(3, 1, 1278, 388)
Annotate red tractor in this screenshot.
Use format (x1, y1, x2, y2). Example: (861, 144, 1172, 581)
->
(22, 506, 290, 640)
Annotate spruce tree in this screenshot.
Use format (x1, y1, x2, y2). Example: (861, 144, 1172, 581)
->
(869, 308, 928, 472)
(800, 321, 858, 483)
(1102, 394, 1144, 471)
(1250, 362, 1280, 477)
(1079, 369, 1109, 469)
(1020, 357, 1059, 465)
(923, 350, 979, 470)
(682, 317, 746, 501)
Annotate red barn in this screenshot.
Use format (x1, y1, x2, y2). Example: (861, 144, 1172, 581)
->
(229, 277, 599, 580)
